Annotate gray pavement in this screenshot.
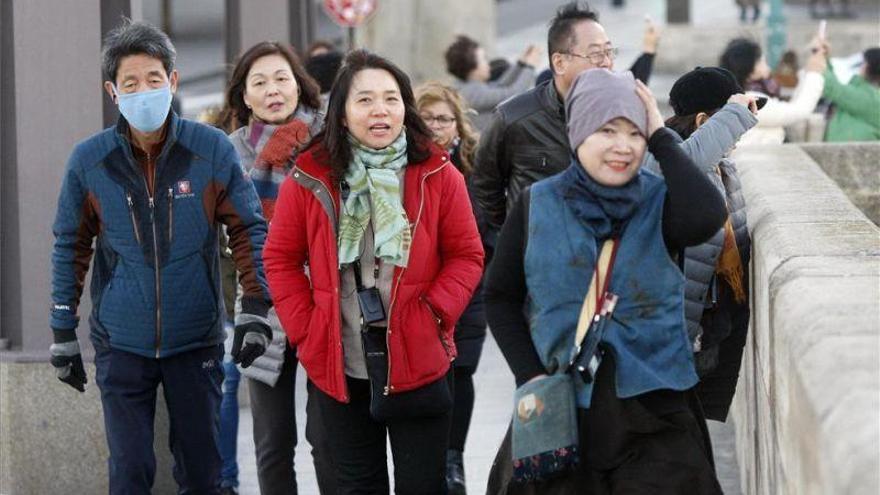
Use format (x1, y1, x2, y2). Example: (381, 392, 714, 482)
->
(233, 334, 742, 494)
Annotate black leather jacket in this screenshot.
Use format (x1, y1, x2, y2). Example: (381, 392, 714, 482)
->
(472, 54, 655, 233)
(472, 80, 570, 232)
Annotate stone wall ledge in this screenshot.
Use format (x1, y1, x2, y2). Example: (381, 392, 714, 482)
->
(0, 349, 97, 363)
(656, 21, 880, 74)
(0, 361, 176, 494)
(731, 143, 879, 494)
(800, 143, 880, 226)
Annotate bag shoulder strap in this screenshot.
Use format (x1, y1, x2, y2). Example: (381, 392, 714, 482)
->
(574, 239, 617, 347)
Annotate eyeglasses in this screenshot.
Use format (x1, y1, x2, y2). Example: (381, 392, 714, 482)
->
(564, 47, 619, 64)
(420, 114, 456, 127)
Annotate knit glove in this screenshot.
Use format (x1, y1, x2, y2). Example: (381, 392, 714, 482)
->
(232, 314, 272, 368)
(49, 329, 87, 393)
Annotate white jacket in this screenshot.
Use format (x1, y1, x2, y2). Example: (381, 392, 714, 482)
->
(739, 71, 825, 145)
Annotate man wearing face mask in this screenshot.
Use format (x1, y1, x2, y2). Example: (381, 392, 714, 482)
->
(49, 21, 272, 494)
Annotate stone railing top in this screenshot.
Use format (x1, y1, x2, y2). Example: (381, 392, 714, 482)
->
(732, 143, 879, 494)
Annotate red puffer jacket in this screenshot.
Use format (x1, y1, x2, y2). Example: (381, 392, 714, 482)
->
(264, 142, 484, 403)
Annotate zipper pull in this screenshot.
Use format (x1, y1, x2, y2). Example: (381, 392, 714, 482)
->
(167, 187, 174, 244)
(126, 192, 142, 245)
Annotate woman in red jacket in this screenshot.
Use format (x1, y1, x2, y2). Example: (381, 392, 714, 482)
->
(263, 49, 484, 494)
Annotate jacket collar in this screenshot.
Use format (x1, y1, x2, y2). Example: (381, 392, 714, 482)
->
(537, 79, 566, 120)
(116, 110, 180, 159)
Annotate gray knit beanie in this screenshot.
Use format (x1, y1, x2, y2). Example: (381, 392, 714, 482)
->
(565, 69, 647, 153)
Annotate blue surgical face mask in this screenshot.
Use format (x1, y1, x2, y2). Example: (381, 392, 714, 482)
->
(114, 85, 173, 132)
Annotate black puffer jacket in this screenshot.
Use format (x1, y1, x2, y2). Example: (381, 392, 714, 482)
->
(684, 158, 750, 357)
(690, 159, 751, 421)
(471, 80, 570, 233)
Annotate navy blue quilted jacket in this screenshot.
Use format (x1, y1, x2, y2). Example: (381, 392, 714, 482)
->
(50, 112, 270, 358)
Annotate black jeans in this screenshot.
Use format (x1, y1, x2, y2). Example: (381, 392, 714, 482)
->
(449, 364, 477, 452)
(249, 344, 336, 495)
(313, 375, 452, 495)
(95, 344, 224, 495)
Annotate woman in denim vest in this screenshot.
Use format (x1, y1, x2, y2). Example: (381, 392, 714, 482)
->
(485, 69, 728, 494)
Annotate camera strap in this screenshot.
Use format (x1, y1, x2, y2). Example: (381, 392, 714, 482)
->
(352, 257, 381, 292)
(570, 238, 620, 370)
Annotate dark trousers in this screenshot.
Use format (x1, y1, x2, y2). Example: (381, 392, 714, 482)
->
(249, 345, 337, 495)
(306, 381, 338, 495)
(488, 355, 721, 495)
(449, 364, 476, 452)
(573, 357, 721, 494)
(313, 375, 452, 495)
(95, 344, 224, 495)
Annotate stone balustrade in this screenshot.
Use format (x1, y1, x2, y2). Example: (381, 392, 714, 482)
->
(730, 143, 880, 494)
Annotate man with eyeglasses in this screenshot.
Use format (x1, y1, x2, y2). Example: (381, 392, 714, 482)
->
(472, 2, 756, 246)
(472, 3, 654, 240)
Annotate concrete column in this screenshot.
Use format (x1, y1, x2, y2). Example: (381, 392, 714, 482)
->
(355, 0, 496, 84)
(290, 0, 317, 53)
(226, 0, 291, 64)
(0, 0, 11, 351)
(100, 0, 144, 127)
(766, 0, 787, 69)
(2, 0, 103, 355)
(666, 0, 691, 24)
(0, 2, 173, 492)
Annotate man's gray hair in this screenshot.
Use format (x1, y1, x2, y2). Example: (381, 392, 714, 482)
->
(101, 20, 176, 82)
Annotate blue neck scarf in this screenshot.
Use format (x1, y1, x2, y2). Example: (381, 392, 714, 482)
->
(562, 158, 643, 239)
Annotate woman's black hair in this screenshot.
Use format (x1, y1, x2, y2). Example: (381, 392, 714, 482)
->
(316, 50, 433, 180)
(719, 38, 762, 88)
(664, 110, 720, 140)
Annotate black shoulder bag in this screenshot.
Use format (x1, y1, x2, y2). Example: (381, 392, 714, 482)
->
(354, 258, 453, 422)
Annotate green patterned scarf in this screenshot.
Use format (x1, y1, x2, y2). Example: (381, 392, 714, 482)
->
(338, 132, 411, 268)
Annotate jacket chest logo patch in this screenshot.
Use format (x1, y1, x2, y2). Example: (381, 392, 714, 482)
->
(175, 180, 195, 199)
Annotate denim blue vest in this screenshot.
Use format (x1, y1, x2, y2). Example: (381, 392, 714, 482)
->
(524, 168, 698, 409)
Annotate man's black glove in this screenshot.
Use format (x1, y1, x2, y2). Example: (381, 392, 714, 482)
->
(232, 315, 271, 368)
(49, 330, 87, 393)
